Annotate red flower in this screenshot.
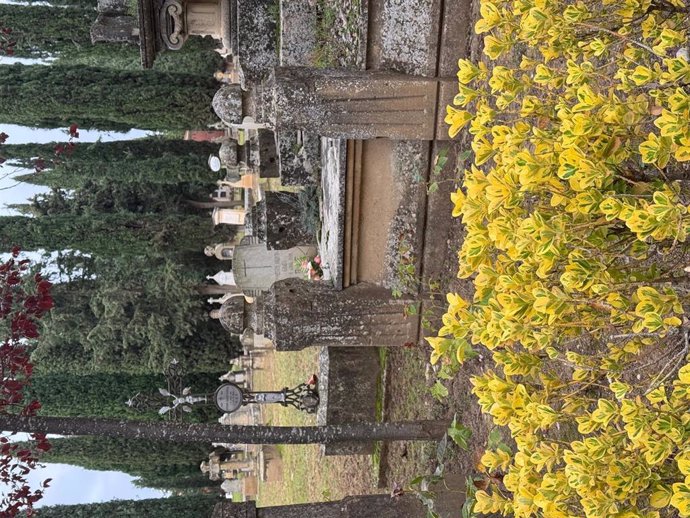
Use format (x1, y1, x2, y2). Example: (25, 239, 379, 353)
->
(10, 246, 20, 258)
(68, 124, 79, 138)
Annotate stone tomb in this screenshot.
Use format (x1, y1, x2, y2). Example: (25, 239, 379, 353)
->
(137, 0, 236, 67)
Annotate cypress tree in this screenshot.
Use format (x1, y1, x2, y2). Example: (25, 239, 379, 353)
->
(0, 4, 93, 58)
(0, 64, 219, 130)
(58, 36, 224, 77)
(7, 139, 219, 187)
(25, 372, 226, 421)
(29, 257, 241, 374)
(14, 436, 212, 475)
(0, 213, 229, 256)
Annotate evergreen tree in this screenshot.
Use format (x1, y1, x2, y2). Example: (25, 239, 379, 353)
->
(25, 372, 226, 421)
(0, 213, 230, 257)
(13, 437, 216, 492)
(5, 138, 219, 187)
(0, 64, 218, 130)
(27, 181, 212, 217)
(30, 496, 219, 517)
(0, 4, 93, 58)
(57, 37, 224, 77)
(30, 257, 240, 374)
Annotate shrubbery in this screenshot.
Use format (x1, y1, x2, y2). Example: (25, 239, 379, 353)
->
(436, 0, 690, 516)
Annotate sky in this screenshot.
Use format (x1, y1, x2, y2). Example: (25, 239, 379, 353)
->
(0, 120, 172, 507)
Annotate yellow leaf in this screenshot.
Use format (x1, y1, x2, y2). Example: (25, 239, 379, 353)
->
(651, 484, 673, 509)
(671, 483, 690, 516)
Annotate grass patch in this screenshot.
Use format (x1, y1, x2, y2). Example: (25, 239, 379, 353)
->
(255, 348, 379, 506)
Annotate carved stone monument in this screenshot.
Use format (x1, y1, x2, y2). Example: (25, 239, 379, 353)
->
(264, 279, 419, 351)
(261, 67, 453, 140)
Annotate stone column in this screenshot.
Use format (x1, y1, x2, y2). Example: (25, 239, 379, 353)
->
(263, 67, 452, 140)
(264, 279, 419, 351)
(212, 495, 432, 518)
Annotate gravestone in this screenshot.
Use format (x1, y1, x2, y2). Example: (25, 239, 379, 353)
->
(232, 236, 317, 297)
(213, 85, 244, 126)
(264, 279, 419, 350)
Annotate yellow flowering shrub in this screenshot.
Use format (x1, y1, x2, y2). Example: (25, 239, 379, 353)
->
(436, 0, 690, 517)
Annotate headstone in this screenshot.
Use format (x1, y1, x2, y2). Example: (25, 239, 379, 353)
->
(231, 236, 317, 297)
(205, 243, 235, 260)
(213, 85, 244, 126)
(317, 347, 380, 455)
(208, 271, 237, 286)
(217, 295, 245, 334)
(213, 207, 247, 226)
(220, 478, 243, 495)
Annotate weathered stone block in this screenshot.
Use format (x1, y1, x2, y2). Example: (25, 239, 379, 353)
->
(237, 0, 278, 82)
(97, 0, 128, 14)
(279, 0, 318, 66)
(91, 14, 138, 44)
(213, 495, 436, 518)
(263, 67, 446, 140)
(264, 279, 419, 350)
(317, 347, 380, 455)
(277, 131, 319, 186)
(264, 192, 316, 250)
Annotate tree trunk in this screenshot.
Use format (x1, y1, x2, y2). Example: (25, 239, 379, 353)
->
(0, 415, 448, 444)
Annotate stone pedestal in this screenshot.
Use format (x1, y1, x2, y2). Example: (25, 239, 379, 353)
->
(264, 67, 451, 140)
(317, 347, 380, 455)
(238, 0, 278, 81)
(91, 14, 138, 43)
(264, 279, 419, 350)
